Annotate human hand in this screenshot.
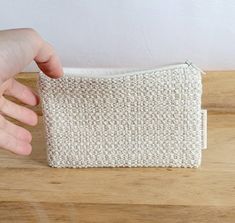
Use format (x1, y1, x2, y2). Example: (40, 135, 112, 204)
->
(0, 28, 63, 155)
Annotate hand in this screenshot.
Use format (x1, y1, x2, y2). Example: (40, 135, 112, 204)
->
(0, 28, 63, 155)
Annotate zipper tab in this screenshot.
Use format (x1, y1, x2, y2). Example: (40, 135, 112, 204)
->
(185, 60, 206, 75)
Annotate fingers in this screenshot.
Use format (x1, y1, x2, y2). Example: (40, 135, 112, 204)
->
(0, 129, 32, 155)
(4, 79, 40, 106)
(0, 28, 63, 84)
(0, 109, 32, 155)
(35, 41, 64, 78)
(0, 97, 38, 126)
(0, 115, 32, 142)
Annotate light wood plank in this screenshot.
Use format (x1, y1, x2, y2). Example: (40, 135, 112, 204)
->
(0, 166, 234, 206)
(202, 71, 235, 111)
(0, 202, 234, 223)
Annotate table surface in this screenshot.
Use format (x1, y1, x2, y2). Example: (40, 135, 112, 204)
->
(0, 72, 234, 222)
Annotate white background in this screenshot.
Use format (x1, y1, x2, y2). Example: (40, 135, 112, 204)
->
(0, 0, 235, 71)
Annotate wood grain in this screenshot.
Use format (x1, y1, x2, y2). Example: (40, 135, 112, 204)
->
(0, 72, 234, 222)
(0, 202, 234, 223)
(202, 71, 235, 112)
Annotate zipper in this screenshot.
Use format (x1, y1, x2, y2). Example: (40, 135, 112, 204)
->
(56, 61, 206, 78)
(61, 64, 189, 78)
(185, 60, 206, 75)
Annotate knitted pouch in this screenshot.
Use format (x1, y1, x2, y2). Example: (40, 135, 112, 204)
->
(38, 61, 207, 168)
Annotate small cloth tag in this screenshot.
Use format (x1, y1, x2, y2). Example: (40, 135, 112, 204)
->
(201, 109, 208, 149)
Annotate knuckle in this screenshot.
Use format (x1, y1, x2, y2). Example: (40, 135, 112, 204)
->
(5, 136, 15, 150)
(0, 96, 6, 110)
(22, 28, 43, 46)
(44, 42, 56, 58)
(3, 79, 14, 93)
(0, 129, 15, 150)
(18, 28, 39, 39)
(23, 28, 38, 35)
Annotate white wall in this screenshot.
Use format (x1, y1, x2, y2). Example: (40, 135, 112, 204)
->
(0, 0, 235, 70)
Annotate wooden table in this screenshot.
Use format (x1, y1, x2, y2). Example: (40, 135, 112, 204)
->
(0, 72, 234, 222)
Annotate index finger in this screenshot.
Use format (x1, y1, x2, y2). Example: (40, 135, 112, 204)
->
(0, 28, 63, 83)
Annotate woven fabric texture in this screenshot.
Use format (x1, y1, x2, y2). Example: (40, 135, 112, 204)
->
(39, 64, 203, 168)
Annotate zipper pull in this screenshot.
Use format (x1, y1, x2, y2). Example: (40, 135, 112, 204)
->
(185, 60, 206, 75)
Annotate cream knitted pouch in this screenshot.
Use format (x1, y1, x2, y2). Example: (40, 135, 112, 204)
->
(38, 62, 207, 168)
